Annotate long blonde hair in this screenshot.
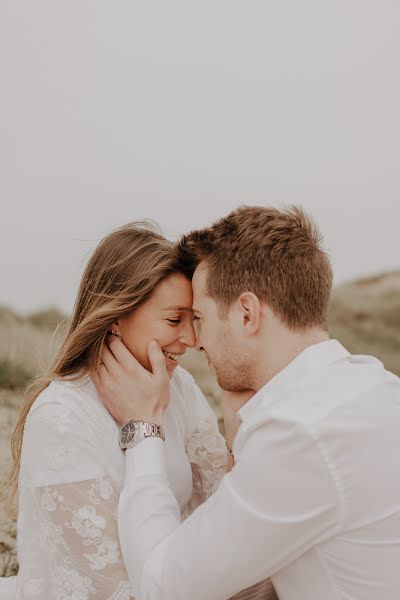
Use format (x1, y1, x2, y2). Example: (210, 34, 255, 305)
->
(3, 222, 182, 512)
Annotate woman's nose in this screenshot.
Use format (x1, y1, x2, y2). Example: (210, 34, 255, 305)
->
(180, 320, 196, 348)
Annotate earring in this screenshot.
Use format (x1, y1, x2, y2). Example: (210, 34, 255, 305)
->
(108, 329, 122, 340)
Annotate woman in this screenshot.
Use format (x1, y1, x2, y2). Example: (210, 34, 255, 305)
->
(0, 222, 226, 599)
(1, 223, 276, 600)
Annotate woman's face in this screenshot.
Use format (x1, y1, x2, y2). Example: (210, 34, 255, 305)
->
(114, 272, 196, 378)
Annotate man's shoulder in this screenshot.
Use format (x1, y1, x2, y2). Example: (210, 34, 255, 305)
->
(241, 353, 399, 434)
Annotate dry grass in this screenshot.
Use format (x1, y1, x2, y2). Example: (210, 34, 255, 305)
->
(0, 270, 399, 576)
(329, 271, 400, 376)
(0, 390, 20, 577)
(0, 310, 67, 576)
(0, 307, 67, 388)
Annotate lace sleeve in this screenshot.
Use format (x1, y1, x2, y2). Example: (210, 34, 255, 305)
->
(36, 477, 132, 600)
(180, 371, 228, 504)
(19, 396, 133, 599)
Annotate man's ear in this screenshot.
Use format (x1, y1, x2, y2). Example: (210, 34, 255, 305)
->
(238, 292, 261, 335)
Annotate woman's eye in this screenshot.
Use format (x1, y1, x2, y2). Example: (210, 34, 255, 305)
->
(193, 315, 200, 321)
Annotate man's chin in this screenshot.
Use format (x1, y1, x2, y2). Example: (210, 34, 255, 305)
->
(215, 367, 250, 392)
(215, 372, 236, 391)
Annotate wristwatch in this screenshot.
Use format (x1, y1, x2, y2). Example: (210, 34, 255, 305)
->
(119, 419, 165, 451)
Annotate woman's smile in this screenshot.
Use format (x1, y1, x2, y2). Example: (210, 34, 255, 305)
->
(162, 349, 185, 370)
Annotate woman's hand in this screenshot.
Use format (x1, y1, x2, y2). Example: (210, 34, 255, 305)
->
(221, 389, 255, 452)
(93, 336, 170, 426)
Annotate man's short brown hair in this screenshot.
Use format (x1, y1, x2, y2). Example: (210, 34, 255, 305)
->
(177, 205, 333, 330)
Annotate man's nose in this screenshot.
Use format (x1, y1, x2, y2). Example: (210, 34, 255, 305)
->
(194, 334, 204, 352)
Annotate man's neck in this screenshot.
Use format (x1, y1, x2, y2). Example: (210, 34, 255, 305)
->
(252, 328, 330, 391)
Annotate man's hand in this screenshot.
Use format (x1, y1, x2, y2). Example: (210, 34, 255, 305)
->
(93, 337, 170, 426)
(221, 390, 255, 451)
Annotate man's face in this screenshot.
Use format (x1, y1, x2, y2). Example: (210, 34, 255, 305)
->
(192, 263, 254, 391)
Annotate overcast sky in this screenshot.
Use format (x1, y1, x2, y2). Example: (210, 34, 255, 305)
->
(1, 1, 399, 313)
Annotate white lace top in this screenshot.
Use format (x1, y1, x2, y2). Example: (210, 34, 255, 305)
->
(15, 366, 227, 599)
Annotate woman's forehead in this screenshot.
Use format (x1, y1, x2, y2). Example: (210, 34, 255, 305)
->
(151, 273, 193, 309)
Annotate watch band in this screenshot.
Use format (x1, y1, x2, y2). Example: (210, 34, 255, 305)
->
(119, 419, 165, 451)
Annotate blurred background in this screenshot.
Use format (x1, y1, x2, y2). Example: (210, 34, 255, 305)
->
(1, 0, 399, 577)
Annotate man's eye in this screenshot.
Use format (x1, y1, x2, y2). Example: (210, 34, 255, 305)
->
(167, 319, 181, 325)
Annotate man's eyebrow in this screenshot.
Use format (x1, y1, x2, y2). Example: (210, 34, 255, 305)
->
(162, 305, 193, 312)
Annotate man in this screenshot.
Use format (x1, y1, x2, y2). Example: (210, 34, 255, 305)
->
(95, 206, 400, 599)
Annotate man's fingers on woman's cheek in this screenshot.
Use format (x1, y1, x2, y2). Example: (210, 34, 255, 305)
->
(101, 345, 120, 373)
(99, 345, 110, 364)
(92, 370, 99, 387)
(108, 335, 143, 373)
(94, 365, 105, 385)
(106, 335, 120, 356)
(148, 340, 168, 379)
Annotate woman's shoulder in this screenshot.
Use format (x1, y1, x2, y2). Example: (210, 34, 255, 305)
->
(27, 376, 112, 432)
(22, 376, 121, 471)
(30, 376, 95, 413)
(21, 377, 122, 487)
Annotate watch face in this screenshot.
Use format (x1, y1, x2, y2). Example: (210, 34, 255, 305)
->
(121, 421, 139, 445)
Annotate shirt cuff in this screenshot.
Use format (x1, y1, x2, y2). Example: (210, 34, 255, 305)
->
(124, 437, 167, 483)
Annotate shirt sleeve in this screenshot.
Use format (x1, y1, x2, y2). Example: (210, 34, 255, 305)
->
(118, 415, 341, 600)
(22, 400, 133, 599)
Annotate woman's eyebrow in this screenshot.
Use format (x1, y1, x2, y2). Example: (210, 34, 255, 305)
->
(162, 305, 193, 312)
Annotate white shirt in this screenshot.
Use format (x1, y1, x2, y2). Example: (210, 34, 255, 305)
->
(119, 340, 400, 600)
(13, 367, 227, 599)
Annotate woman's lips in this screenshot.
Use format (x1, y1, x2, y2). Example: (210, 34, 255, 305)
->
(165, 355, 177, 365)
(162, 351, 180, 368)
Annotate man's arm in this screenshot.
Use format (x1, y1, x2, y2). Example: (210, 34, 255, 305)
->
(118, 417, 341, 600)
(94, 338, 340, 599)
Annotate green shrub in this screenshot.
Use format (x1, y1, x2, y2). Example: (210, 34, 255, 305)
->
(0, 360, 33, 390)
(26, 307, 67, 331)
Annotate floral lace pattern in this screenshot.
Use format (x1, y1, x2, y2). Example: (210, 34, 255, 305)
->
(34, 477, 131, 599)
(181, 419, 228, 521)
(186, 419, 228, 500)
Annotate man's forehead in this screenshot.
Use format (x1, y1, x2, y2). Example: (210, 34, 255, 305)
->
(191, 263, 210, 311)
(192, 262, 208, 290)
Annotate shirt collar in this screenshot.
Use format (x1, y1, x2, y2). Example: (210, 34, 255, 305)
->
(238, 339, 350, 421)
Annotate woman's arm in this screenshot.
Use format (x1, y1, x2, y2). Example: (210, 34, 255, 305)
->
(21, 397, 133, 599)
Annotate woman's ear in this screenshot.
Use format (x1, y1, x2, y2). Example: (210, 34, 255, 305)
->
(108, 320, 122, 338)
(238, 292, 261, 335)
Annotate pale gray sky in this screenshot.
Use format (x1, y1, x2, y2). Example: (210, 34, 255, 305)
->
(1, 1, 399, 313)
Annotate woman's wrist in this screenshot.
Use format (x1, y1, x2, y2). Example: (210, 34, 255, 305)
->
(220, 389, 255, 413)
(225, 439, 235, 462)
